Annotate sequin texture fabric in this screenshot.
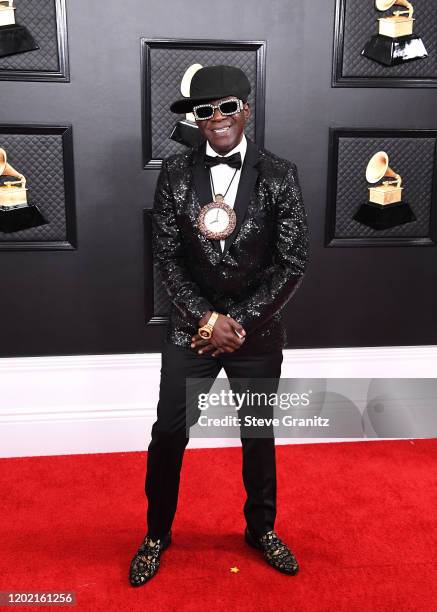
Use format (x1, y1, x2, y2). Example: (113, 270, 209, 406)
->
(257, 530, 299, 575)
(152, 138, 309, 353)
(129, 532, 171, 587)
(245, 527, 299, 575)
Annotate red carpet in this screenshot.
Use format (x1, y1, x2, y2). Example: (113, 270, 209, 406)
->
(1, 439, 437, 611)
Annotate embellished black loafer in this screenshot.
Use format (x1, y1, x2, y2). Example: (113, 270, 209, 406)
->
(129, 531, 172, 587)
(245, 527, 299, 575)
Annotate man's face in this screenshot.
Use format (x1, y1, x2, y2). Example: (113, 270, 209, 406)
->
(195, 97, 251, 155)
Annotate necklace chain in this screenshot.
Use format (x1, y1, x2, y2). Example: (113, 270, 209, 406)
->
(209, 166, 239, 202)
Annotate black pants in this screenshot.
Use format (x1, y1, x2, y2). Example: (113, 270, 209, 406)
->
(145, 340, 283, 540)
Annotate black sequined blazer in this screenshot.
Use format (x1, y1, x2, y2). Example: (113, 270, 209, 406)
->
(152, 137, 309, 354)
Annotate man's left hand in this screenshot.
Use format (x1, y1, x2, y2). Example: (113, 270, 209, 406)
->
(190, 333, 245, 357)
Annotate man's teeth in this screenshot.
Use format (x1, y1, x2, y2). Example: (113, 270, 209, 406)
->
(213, 127, 230, 133)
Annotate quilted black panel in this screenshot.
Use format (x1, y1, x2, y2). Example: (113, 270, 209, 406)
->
(149, 46, 259, 160)
(340, 0, 437, 78)
(334, 135, 435, 238)
(0, 132, 69, 242)
(0, 0, 59, 72)
(153, 263, 171, 316)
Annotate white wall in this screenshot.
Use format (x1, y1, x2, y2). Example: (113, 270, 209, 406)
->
(1, 346, 436, 458)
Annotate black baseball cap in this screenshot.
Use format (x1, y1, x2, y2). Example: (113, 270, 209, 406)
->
(170, 65, 251, 114)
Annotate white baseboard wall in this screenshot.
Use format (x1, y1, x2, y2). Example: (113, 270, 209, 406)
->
(1, 345, 436, 458)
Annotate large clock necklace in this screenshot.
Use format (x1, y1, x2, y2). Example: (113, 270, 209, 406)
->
(197, 167, 238, 240)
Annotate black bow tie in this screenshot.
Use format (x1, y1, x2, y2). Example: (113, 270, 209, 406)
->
(204, 152, 242, 170)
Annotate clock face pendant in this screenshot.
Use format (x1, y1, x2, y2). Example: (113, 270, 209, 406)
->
(197, 194, 237, 240)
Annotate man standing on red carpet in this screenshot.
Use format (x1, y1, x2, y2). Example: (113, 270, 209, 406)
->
(129, 65, 309, 586)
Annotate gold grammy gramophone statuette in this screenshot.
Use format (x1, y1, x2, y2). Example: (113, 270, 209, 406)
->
(0, 0, 39, 58)
(366, 151, 403, 205)
(362, 0, 428, 67)
(169, 63, 205, 148)
(0, 147, 28, 208)
(378, 0, 414, 38)
(0, 1, 14, 27)
(353, 150, 415, 230)
(0, 148, 47, 233)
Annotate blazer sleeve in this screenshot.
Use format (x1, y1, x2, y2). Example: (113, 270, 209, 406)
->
(152, 160, 213, 325)
(226, 162, 309, 334)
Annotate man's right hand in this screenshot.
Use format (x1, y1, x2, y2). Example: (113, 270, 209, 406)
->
(192, 311, 246, 355)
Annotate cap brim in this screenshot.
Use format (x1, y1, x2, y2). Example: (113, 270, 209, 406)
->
(170, 92, 237, 114)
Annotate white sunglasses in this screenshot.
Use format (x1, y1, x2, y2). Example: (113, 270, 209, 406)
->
(192, 98, 244, 121)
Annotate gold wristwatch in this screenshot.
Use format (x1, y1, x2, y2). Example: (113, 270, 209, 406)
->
(198, 311, 219, 339)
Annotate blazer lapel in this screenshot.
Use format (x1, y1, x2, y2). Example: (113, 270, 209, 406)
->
(191, 142, 222, 256)
(220, 138, 259, 260)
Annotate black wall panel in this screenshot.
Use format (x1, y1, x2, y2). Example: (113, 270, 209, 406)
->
(0, 0, 436, 357)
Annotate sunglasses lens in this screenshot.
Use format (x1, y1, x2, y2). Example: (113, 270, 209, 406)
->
(219, 100, 239, 114)
(195, 106, 213, 120)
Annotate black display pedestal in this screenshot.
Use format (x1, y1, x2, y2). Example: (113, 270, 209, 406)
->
(361, 34, 427, 66)
(170, 120, 205, 148)
(353, 201, 416, 230)
(0, 23, 39, 58)
(0, 205, 48, 233)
